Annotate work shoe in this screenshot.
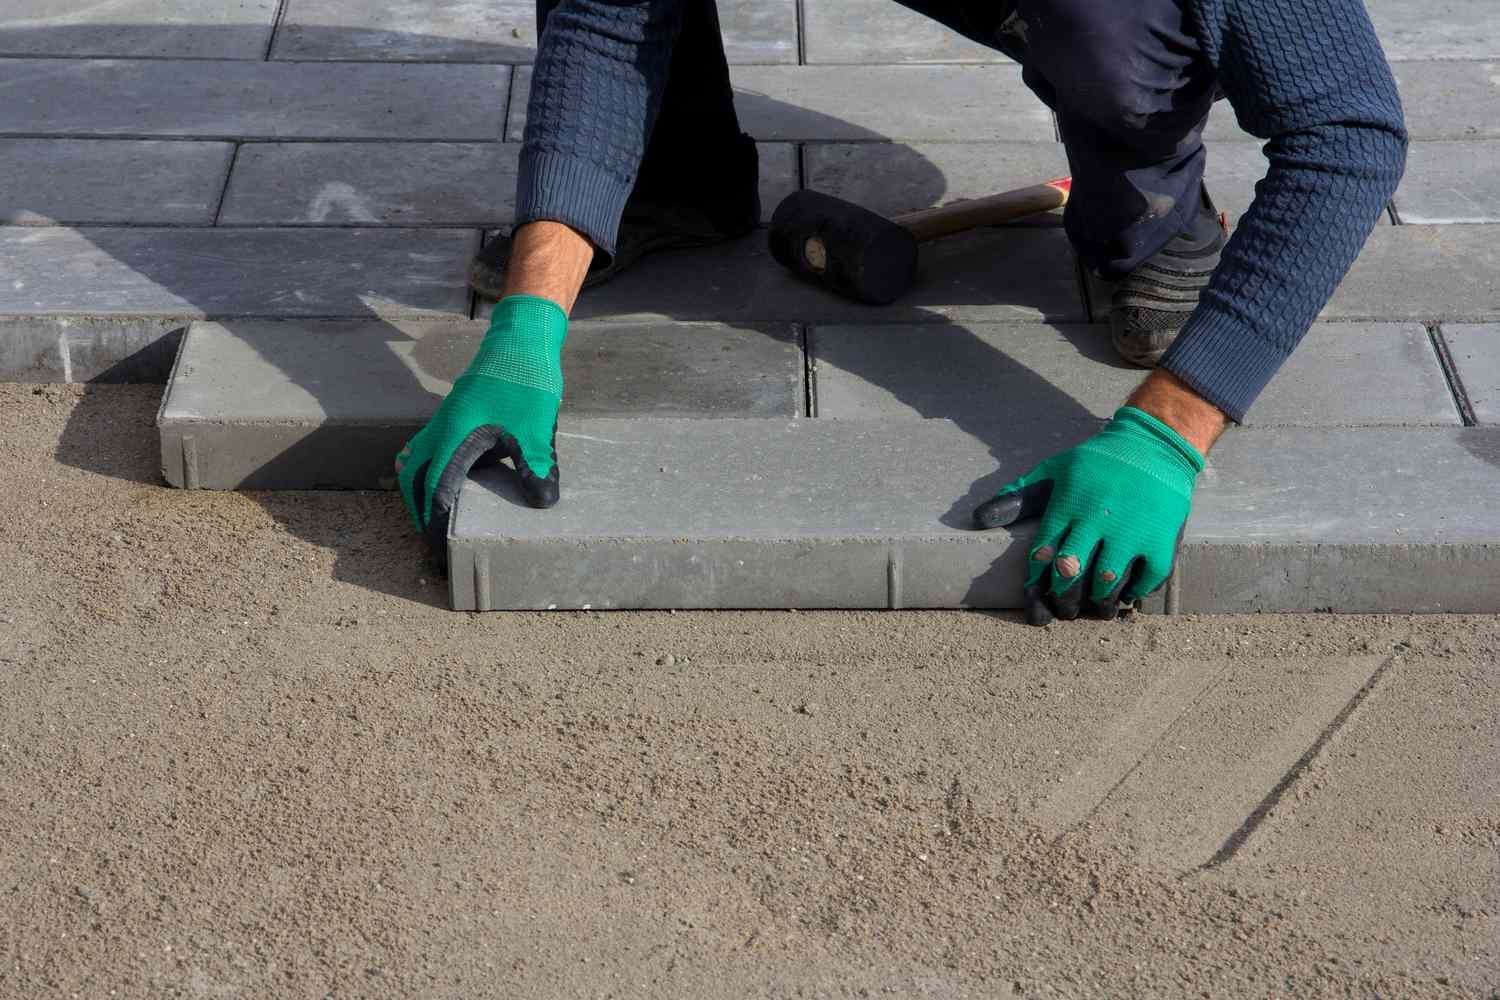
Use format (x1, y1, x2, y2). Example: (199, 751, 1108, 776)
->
(1108, 187, 1228, 367)
(469, 133, 761, 299)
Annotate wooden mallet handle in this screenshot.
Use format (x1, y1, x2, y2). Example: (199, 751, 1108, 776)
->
(895, 176, 1072, 243)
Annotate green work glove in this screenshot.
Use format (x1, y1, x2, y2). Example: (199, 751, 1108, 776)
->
(396, 294, 567, 561)
(973, 406, 1204, 625)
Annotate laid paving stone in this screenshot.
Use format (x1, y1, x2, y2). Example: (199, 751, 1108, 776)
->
(1442, 324, 1500, 424)
(0, 0, 278, 59)
(1390, 60, 1500, 141)
(1394, 141, 1500, 223)
(811, 322, 1458, 427)
(1, 316, 189, 383)
(802, 0, 1010, 64)
(1367, 0, 1500, 60)
(272, 0, 795, 64)
(1056, 654, 1389, 869)
(157, 320, 803, 489)
(221, 141, 796, 226)
(0, 227, 475, 320)
(475, 227, 1087, 326)
(0, 139, 233, 225)
(0, 60, 509, 140)
(447, 420, 1500, 611)
(1321, 225, 1500, 322)
(509, 65, 1054, 143)
(803, 143, 1068, 224)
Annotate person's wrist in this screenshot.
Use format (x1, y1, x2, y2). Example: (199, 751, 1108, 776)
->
(1124, 368, 1228, 456)
(500, 220, 594, 314)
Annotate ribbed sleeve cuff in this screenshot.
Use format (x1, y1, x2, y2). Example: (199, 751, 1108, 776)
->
(1158, 306, 1293, 424)
(514, 150, 633, 257)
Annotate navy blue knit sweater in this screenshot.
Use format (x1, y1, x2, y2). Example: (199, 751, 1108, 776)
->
(514, 0, 1407, 422)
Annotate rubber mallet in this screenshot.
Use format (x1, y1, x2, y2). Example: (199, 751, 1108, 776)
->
(768, 177, 1072, 305)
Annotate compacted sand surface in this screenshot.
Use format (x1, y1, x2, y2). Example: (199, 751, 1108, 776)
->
(2, 384, 1496, 998)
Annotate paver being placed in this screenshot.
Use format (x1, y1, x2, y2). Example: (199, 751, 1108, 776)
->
(0, 139, 233, 225)
(220, 142, 797, 226)
(0, 226, 476, 319)
(447, 420, 1500, 612)
(802, 0, 1010, 63)
(0, 0, 278, 59)
(1366, 0, 1500, 60)
(508, 65, 1055, 143)
(158, 319, 803, 489)
(0, 60, 509, 141)
(1442, 324, 1499, 424)
(1394, 141, 1500, 224)
(477, 226, 1087, 326)
(811, 322, 1458, 427)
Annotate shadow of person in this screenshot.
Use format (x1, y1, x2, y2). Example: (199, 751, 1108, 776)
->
(30, 19, 1112, 606)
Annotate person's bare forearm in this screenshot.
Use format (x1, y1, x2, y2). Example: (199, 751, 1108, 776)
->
(1126, 369, 1229, 455)
(500, 221, 595, 315)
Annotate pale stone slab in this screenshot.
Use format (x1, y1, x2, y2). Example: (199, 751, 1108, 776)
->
(509, 65, 1054, 143)
(0, 60, 509, 140)
(447, 420, 1500, 611)
(0, 140, 233, 225)
(0, 227, 476, 319)
(1390, 61, 1500, 141)
(272, 0, 796, 64)
(475, 227, 1087, 325)
(0, 0, 278, 59)
(157, 320, 803, 489)
(1322, 225, 1500, 322)
(1442, 324, 1500, 424)
(803, 0, 1010, 64)
(1394, 141, 1500, 223)
(221, 141, 795, 226)
(1367, 0, 1500, 60)
(811, 322, 1459, 427)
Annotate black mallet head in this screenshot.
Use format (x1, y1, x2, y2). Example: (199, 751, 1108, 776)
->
(768, 190, 919, 306)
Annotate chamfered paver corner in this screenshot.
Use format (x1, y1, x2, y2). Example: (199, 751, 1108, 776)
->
(810, 321, 1459, 428)
(0, 59, 510, 141)
(157, 319, 805, 489)
(0, 0, 279, 59)
(0, 139, 234, 226)
(1441, 324, 1499, 424)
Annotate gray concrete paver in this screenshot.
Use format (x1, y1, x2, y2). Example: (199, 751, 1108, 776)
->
(447, 419, 1500, 611)
(1321, 225, 1500, 322)
(0, 139, 233, 225)
(811, 322, 1459, 427)
(1442, 324, 1500, 423)
(0, 226, 476, 319)
(476, 227, 1087, 326)
(509, 65, 1055, 143)
(1390, 60, 1500, 141)
(219, 141, 795, 226)
(157, 319, 805, 489)
(1394, 141, 1500, 224)
(1367, 0, 1500, 60)
(802, 0, 1010, 64)
(0, 59, 509, 140)
(0, 0, 278, 59)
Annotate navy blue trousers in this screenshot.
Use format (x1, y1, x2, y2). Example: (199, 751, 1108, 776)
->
(538, 0, 1219, 278)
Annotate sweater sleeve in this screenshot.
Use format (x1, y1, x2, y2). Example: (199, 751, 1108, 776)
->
(1159, 0, 1408, 423)
(513, 0, 682, 255)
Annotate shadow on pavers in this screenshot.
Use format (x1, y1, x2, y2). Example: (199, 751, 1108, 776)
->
(31, 20, 1112, 605)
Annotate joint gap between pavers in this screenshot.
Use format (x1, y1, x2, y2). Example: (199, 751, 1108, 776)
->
(263, 0, 290, 61)
(1427, 322, 1479, 427)
(1072, 250, 1098, 323)
(794, 0, 808, 65)
(1386, 200, 1402, 226)
(803, 325, 819, 417)
(212, 143, 242, 226)
(1199, 649, 1405, 870)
